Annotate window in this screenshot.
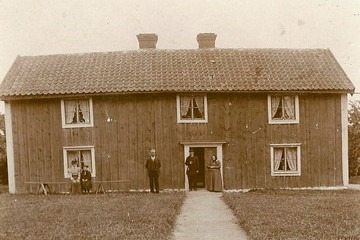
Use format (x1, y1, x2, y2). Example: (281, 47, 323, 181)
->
(61, 99, 94, 128)
(63, 146, 96, 178)
(270, 144, 301, 176)
(176, 95, 208, 123)
(268, 95, 299, 124)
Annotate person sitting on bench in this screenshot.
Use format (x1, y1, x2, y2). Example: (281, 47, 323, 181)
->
(81, 165, 92, 194)
(68, 160, 81, 194)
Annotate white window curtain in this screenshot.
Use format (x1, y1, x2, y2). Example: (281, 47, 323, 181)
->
(81, 150, 92, 173)
(286, 148, 297, 171)
(283, 96, 295, 120)
(193, 96, 204, 117)
(180, 96, 191, 118)
(274, 148, 283, 171)
(271, 96, 281, 119)
(64, 101, 77, 124)
(78, 100, 90, 123)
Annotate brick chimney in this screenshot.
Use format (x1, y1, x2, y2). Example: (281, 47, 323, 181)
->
(197, 33, 217, 49)
(136, 33, 158, 49)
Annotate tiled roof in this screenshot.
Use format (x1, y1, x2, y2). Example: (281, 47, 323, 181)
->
(0, 48, 355, 98)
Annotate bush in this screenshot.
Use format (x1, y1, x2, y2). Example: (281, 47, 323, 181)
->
(0, 113, 6, 184)
(349, 101, 360, 176)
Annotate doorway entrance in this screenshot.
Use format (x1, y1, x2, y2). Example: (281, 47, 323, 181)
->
(182, 142, 224, 191)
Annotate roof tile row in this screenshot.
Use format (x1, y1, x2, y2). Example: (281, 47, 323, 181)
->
(0, 48, 354, 98)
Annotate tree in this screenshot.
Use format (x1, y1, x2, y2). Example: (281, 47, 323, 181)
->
(348, 101, 360, 176)
(0, 113, 7, 184)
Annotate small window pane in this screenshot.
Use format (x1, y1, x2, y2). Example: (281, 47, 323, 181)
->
(64, 99, 91, 125)
(180, 95, 205, 120)
(283, 96, 295, 120)
(180, 96, 192, 119)
(80, 150, 93, 174)
(271, 96, 282, 119)
(272, 146, 300, 175)
(286, 147, 297, 171)
(67, 151, 80, 166)
(65, 148, 95, 178)
(193, 96, 204, 119)
(271, 95, 297, 121)
(78, 100, 90, 123)
(273, 148, 284, 171)
(64, 101, 77, 124)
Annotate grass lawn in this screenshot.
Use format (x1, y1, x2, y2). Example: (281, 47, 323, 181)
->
(223, 189, 360, 240)
(0, 191, 185, 240)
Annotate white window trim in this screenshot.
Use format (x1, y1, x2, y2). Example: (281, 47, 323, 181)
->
(176, 95, 208, 123)
(267, 95, 299, 124)
(63, 146, 96, 178)
(270, 143, 301, 176)
(61, 98, 94, 128)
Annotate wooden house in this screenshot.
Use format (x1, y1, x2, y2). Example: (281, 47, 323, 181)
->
(0, 33, 355, 193)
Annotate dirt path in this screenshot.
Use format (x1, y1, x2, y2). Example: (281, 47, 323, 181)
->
(171, 190, 248, 240)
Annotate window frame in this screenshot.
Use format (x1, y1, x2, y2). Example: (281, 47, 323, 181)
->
(270, 143, 301, 176)
(267, 95, 299, 124)
(176, 95, 208, 123)
(63, 146, 96, 178)
(61, 98, 94, 128)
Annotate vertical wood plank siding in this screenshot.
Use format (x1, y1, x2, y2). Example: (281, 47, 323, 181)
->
(10, 93, 344, 192)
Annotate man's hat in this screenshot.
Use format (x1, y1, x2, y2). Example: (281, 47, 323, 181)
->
(189, 148, 194, 152)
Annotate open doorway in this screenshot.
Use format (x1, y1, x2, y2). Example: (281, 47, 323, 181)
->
(183, 143, 222, 191)
(193, 147, 205, 188)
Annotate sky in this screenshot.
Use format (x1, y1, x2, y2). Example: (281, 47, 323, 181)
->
(0, 0, 359, 112)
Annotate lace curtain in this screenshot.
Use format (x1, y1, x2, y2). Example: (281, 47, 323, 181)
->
(274, 148, 283, 171)
(286, 148, 297, 171)
(64, 101, 76, 124)
(81, 150, 92, 174)
(271, 96, 281, 119)
(78, 100, 90, 123)
(180, 96, 191, 118)
(193, 96, 204, 117)
(283, 96, 295, 120)
(64, 100, 90, 124)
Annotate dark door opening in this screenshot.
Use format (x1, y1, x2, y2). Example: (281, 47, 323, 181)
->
(185, 145, 219, 190)
(193, 147, 205, 188)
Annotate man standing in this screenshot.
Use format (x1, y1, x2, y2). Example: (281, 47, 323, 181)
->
(145, 149, 161, 193)
(185, 148, 199, 191)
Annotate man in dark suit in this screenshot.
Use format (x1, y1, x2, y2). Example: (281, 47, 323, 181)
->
(145, 149, 161, 193)
(185, 148, 199, 191)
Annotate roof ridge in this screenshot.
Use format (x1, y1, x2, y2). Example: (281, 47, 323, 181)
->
(17, 47, 331, 59)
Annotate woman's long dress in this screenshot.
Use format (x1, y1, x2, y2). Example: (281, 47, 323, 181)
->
(206, 160, 222, 192)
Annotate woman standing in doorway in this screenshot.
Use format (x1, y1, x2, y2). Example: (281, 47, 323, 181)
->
(206, 155, 222, 192)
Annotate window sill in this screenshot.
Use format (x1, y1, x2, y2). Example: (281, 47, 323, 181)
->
(177, 119, 208, 124)
(269, 120, 299, 125)
(62, 123, 94, 129)
(271, 172, 301, 176)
